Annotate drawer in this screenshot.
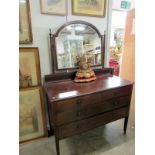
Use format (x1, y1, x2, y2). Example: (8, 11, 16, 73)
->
(56, 96, 130, 125)
(56, 93, 101, 113)
(101, 86, 132, 101)
(58, 106, 129, 139)
(113, 96, 131, 108)
(55, 86, 131, 113)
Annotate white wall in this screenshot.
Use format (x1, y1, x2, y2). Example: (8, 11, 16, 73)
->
(19, 0, 111, 79)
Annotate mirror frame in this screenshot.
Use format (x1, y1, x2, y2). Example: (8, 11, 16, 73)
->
(49, 20, 105, 74)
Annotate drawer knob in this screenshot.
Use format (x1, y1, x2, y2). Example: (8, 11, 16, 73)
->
(77, 100, 82, 104)
(76, 111, 82, 116)
(113, 92, 118, 96)
(114, 102, 118, 106)
(76, 124, 81, 129)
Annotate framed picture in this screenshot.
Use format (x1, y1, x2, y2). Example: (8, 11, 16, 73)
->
(19, 48, 41, 88)
(19, 87, 47, 143)
(19, 0, 33, 44)
(40, 0, 67, 15)
(72, 0, 106, 17)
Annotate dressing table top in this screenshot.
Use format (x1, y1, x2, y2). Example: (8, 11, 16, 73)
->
(44, 74, 132, 102)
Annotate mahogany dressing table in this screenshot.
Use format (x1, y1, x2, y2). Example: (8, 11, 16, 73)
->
(44, 21, 133, 155)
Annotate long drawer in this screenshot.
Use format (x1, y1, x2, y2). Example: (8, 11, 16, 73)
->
(56, 93, 101, 113)
(100, 85, 132, 101)
(58, 106, 129, 139)
(56, 96, 130, 125)
(55, 86, 132, 113)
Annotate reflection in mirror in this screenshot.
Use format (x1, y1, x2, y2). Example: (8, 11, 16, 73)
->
(56, 24, 101, 69)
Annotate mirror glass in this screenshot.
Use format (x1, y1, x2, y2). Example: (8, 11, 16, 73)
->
(56, 23, 101, 69)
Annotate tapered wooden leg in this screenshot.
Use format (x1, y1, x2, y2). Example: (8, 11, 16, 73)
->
(55, 136, 60, 155)
(124, 117, 128, 134)
(45, 94, 54, 136)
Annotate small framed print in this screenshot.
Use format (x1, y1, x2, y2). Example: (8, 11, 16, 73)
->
(72, 0, 106, 17)
(19, 87, 47, 143)
(19, 0, 33, 44)
(40, 0, 67, 16)
(19, 47, 41, 88)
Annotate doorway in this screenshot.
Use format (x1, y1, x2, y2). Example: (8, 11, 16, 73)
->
(109, 10, 127, 76)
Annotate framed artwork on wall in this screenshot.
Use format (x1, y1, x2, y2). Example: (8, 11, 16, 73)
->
(40, 0, 67, 15)
(19, 86, 47, 143)
(19, 0, 33, 44)
(72, 0, 106, 17)
(19, 47, 41, 88)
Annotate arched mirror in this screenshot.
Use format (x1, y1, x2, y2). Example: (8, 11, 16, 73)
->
(50, 21, 105, 73)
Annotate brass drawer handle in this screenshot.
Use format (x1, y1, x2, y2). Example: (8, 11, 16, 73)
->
(76, 100, 82, 104)
(113, 92, 118, 96)
(114, 101, 118, 106)
(76, 124, 81, 129)
(76, 111, 82, 117)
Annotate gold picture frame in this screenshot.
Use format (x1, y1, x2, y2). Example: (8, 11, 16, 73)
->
(19, 86, 47, 143)
(40, 0, 67, 16)
(72, 0, 106, 17)
(19, 0, 33, 44)
(19, 47, 41, 88)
